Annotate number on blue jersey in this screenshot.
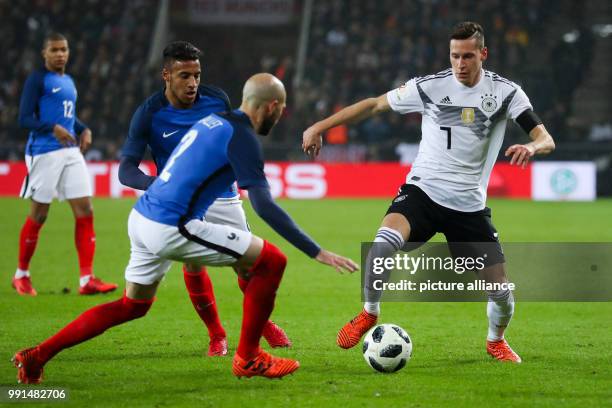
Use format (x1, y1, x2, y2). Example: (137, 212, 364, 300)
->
(159, 129, 198, 182)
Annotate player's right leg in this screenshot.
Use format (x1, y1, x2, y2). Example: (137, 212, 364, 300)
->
(14, 151, 61, 296)
(12, 209, 172, 384)
(13, 200, 49, 296)
(183, 262, 228, 356)
(338, 184, 436, 349)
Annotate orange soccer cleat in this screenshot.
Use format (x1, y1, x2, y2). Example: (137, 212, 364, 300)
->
(262, 321, 292, 348)
(337, 310, 377, 349)
(232, 349, 300, 379)
(208, 336, 228, 356)
(487, 339, 522, 363)
(12, 347, 44, 384)
(12, 276, 37, 296)
(79, 276, 118, 295)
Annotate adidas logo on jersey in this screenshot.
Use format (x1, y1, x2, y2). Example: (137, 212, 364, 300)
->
(439, 96, 452, 105)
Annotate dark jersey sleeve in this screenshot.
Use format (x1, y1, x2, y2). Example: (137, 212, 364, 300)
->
(18, 71, 55, 133)
(121, 103, 151, 160)
(118, 103, 155, 190)
(226, 126, 269, 189)
(249, 186, 321, 258)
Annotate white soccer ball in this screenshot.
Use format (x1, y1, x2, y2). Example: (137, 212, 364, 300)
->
(362, 323, 412, 373)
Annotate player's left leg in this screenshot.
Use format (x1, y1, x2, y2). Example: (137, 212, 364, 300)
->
(60, 149, 117, 294)
(67, 196, 118, 294)
(478, 263, 521, 363)
(443, 207, 520, 363)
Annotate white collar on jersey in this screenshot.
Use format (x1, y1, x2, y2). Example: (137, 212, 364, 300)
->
(451, 68, 485, 90)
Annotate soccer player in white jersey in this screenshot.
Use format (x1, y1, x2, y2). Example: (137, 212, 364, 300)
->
(302, 22, 555, 362)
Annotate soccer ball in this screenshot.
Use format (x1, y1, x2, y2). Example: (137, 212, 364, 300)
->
(362, 324, 412, 373)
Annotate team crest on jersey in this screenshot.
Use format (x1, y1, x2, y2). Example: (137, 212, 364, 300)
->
(461, 108, 475, 124)
(480, 93, 498, 112)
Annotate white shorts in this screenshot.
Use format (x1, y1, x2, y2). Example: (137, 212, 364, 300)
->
(205, 196, 249, 232)
(20, 147, 92, 204)
(125, 209, 252, 285)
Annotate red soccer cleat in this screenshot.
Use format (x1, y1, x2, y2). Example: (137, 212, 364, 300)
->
(79, 276, 118, 295)
(12, 347, 44, 384)
(12, 276, 37, 296)
(337, 310, 378, 349)
(208, 336, 228, 356)
(262, 321, 292, 348)
(487, 339, 522, 363)
(232, 349, 299, 379)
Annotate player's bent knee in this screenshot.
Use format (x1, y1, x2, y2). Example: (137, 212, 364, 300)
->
(249, 241, 287, 278)
(122, 295, 154, 320)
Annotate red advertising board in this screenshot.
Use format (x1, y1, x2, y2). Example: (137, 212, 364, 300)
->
(0, 161, 531, 199)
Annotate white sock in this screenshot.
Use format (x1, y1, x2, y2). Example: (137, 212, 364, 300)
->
(486, 289, 514, 341)
(364, 302, 380, 316)
(14, 269, 30, 279)
(80, 274, 92, 287)
(363, 227, 404, 317)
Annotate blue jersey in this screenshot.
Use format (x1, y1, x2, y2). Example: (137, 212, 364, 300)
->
(121, 84, 237, 198)
(134, 110, 268, 226)
(18, 67, 88, 156)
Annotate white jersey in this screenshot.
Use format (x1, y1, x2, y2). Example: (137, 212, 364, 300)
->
(387, 68, 532, 212)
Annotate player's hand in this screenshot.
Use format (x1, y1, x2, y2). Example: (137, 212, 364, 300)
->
(505, 144, 535, 169)
(53, 124, 75, 146)
(302, 126, 323, 158)
(79, 128, 92, 153)
(315, 249, 359, 274)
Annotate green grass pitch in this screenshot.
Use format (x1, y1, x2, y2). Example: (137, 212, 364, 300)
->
(0, 197, 611, 407)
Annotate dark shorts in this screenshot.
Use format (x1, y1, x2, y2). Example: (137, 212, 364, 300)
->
(386, 184, 505, 266)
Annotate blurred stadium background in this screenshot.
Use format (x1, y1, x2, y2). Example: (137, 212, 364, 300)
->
(0, 0, 610, 198)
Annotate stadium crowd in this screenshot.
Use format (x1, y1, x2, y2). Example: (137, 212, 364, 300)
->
(0, 0, 597, 161)
(0, 0, 159, 160)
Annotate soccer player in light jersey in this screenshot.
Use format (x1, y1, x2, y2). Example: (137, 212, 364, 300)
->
(14, 32, 117, 296)
(13, 73, 358, 383)
(119, 41, 291, 356)
(302, 22, 555, 362)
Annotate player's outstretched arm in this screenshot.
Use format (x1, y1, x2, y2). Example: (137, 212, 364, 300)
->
(505, 124, 555, 168)
(248, 186, 358, 274)
(302, 93, 391, 157)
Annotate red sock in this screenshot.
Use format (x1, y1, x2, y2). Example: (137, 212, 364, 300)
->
(37, 294, 153, 363)
(183, 266, 226, 339)
(237, 275, 249, 293)
(75, 215, 96, 277)
(237, 241, 286, 360)
(18, 217, 43, 271)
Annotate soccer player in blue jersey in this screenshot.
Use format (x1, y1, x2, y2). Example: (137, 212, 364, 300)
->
(13, 33, 117, 296)
(118, 41, 291, 356)
(13, 73, 358, 382)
